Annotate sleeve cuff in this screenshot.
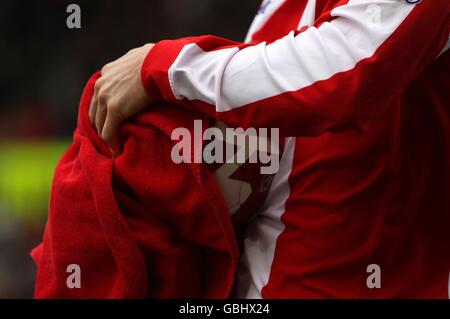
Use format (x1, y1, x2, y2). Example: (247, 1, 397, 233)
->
(141, 39, 193, 102)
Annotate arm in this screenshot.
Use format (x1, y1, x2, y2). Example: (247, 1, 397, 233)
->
(142, 0, 450, 136)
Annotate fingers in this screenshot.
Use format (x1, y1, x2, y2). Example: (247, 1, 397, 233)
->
(101, 110, 122, 157)
(90, 77, 108, 135)
(87, 43, 155, 157)
(89, 79, 119, 157)
(94, 99, 107, 135)
(89, 80, 101, 125)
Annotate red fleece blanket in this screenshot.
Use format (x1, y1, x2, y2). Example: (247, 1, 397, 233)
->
(31, 72, 239, 298)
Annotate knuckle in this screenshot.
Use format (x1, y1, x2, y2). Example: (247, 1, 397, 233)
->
(101, 63, 111, 73)
(97, 89, 109, 101)
(94, 80, 103, 93)
(107, 101, 118, 112)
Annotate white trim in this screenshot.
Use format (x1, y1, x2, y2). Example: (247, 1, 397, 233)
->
(169, 44, 239, 103)
(448, 268, 450, 299)
(235, 137, 296, 298)
(298, 0, 317, 29)
(437, 36, 450, 58)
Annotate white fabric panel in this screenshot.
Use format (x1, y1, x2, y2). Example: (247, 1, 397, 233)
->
(234, 137, 296, 299)
(437, 36, 450, 58)
(298, 0, 316, 29)
(448, 269, 450, 299)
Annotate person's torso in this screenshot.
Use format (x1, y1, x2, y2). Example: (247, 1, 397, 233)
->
(236, 0, 450, 298)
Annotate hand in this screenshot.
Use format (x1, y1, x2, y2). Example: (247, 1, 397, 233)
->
(89, 43, 155, 156)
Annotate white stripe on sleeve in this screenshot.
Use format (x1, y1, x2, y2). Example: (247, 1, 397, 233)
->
(168, 0, 416, 111)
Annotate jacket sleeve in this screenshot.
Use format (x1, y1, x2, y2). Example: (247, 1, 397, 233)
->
(142, 0, 450, 136)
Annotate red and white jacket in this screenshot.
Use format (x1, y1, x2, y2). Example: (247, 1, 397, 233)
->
(141, 0, 450, 298)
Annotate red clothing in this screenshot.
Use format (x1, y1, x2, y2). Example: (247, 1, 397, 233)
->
(32, 72, 239, 298)
(240, 52, 450, 298)
(140, 0, 450, 298)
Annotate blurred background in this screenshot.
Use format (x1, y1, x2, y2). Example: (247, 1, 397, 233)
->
(0, 0, 260, 298)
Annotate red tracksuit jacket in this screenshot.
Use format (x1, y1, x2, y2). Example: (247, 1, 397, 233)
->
(32, 73, 240, 298)
(140, 0, 450, 298)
